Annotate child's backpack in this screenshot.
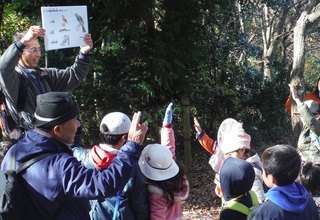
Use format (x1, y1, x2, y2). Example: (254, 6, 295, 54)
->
(0, 152, 52, 219)
(220, 190, 259, 217)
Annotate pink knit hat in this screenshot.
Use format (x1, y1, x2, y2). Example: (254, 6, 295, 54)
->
(220, 121, 251, 154)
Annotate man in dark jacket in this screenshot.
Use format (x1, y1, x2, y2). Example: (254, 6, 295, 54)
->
(1, 91, 148, 220)
(0, 25, 92, 140)
(248, 145, 318, 220)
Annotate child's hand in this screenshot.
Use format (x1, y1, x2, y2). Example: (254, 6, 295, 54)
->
(193, 117, 202, 134)
(163, 102, 173, 126)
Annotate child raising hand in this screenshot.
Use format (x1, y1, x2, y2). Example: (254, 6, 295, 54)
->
(138, 103, 190, 220)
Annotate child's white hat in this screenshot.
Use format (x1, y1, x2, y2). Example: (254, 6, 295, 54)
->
(100, 112, 131, 135)
(138, 143, 179, 181)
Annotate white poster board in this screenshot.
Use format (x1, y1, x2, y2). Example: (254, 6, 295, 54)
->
(41, 5, 88, 51)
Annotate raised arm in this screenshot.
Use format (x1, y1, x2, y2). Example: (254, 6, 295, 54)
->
(194, 117, 215, 155)
(161, 103, 176, 158)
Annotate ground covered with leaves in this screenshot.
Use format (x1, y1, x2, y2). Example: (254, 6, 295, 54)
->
(178, 146, 222, 219)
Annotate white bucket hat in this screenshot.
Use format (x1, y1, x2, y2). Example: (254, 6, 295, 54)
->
(138, 143, 179, 181)
(100, 112, 131, 135)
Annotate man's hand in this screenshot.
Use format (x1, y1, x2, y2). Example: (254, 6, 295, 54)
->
(127, 111, 148, 146)
(20, 26, 45, 44)
(80, 34, 93, 54)
(193, 117, 202, 134)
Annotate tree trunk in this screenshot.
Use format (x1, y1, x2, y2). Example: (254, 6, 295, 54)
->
(290, 4, 320, 146)
(263, 53, 272, 81)
(182, 97, 192, 185)
(261, 3, 290, 82)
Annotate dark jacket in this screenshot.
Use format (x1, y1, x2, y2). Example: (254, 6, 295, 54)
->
(248, 182, 319, 220)
(0, 40, 90, 129)
(1, 129, 142, 220)
(73, 146, 150, 220)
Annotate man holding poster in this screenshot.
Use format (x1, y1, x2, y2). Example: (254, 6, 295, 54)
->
(0, 25, 93, 140)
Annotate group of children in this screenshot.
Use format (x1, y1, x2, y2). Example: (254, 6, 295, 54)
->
(73, 103, 189, 220)
(69, 98, 320, 220)
(194, 117, 320, 219)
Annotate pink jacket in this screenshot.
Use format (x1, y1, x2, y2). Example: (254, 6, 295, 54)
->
(148, 126, 190, 220)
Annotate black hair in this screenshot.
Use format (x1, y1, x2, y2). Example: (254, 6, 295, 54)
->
(147, 162, 187, 208)
(244, 148, 256, 159)
(299, 162, 320, 196)
(99, 122, 128, 145)
(99, 133, 126, 145)
(261, 144, 301, 186)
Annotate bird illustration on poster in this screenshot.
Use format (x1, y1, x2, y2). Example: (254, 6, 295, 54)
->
(74, 13, 86, 33)
(61, 15, 69, 26)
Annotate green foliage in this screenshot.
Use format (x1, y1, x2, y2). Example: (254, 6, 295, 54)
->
(0, 3, 32, 51)
(304, 55, 320, 90)
(74, 0, 209, 144)
(11, 0, 28, 3)
(0, 0, 297, 151)
(237, 68, 292, 150)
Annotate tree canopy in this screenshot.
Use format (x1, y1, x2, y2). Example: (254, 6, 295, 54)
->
(1, 0, 320, 153)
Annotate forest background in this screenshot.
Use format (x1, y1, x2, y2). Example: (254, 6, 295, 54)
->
(1, 0, 320, 217)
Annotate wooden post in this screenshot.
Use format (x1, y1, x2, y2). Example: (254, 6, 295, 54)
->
(182, 97, 192, 184)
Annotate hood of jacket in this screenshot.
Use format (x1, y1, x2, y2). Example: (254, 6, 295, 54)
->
(265, 182, 309, 214)
(220, 157, 255, 201)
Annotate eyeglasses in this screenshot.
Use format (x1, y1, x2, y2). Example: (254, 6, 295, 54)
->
(23, 47, 42, 53)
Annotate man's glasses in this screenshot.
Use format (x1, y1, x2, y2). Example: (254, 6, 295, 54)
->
(23, 47, 43, 53)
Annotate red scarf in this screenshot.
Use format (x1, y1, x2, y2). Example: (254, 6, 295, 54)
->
(89, 145, 117, 170)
